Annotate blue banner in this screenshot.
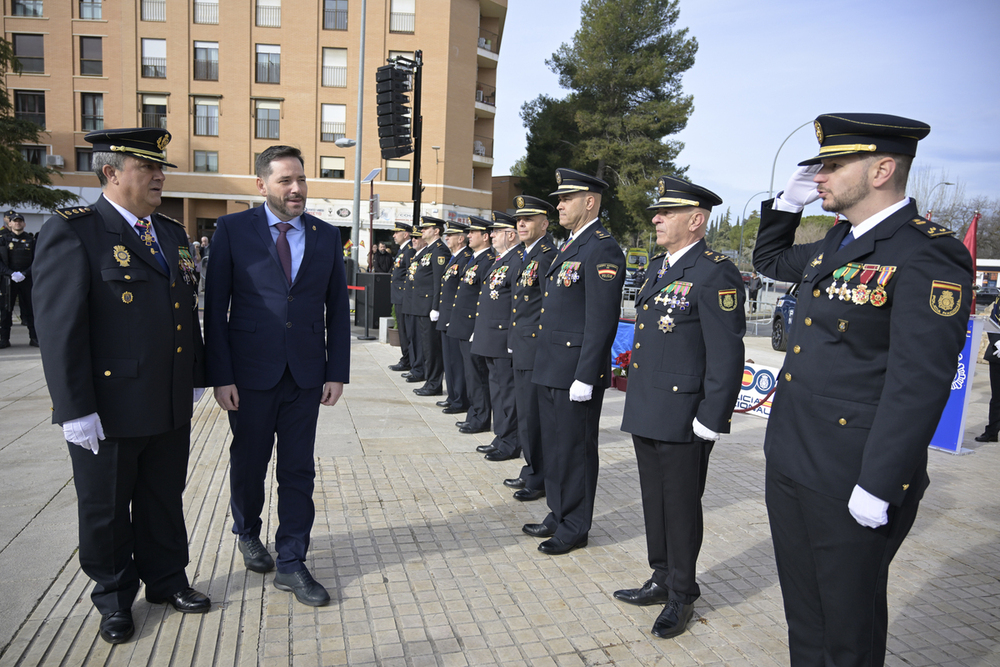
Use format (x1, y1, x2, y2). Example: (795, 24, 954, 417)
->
(929, 317, 982, 454)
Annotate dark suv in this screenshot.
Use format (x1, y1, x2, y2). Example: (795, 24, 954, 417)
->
(771, 283, 799, 351)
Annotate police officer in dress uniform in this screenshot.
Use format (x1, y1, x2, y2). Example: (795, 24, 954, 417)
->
(388, 223, 415, 372)
(412, 216, 450, 397)
(614, 176, 745, 640)
(436, 221, 473, 414)
(472, 212, 522, 461)
(0, 211, 38, 347)
(523, 169, 625, 555)
(447, 216, 496, 434)
(32, 128, 211, 645)
(400, 227, 426, 383)
(753, 113, 972, 667)
(504, 195, 557, 499)
(975, 297, 1000, 442)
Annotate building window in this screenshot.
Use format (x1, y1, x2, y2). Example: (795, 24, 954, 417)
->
(389, 0, 414, 33)
(194, 98, 219, 136)
(194, 41, 219, 81)
(76, 148, 93, 171)
(141, 0, 166, 21)
(321, 48, 347, 87)
(255, 44, 280, 83)
(255, 100, 280, 139)
(14, 91, 45, 129)
(385, 159, 409, 182)
(323, 0, 347, 30)
(12, 35, 44, 73)
(141, 39, 166, 78)
(141, 95, 167, 129)
(320, 104, 346, 142)
(320, 156, 345, 179)
(21, 146, 45, 165)
(81, 93, 103, 131)
(256, 0, 280, 27)
(80, 37, 103, 76)
(193, 0, 218, 24)
(13, 0, 43, 17)
(194, 151, 218, 172)
(80, 0, 101, 19)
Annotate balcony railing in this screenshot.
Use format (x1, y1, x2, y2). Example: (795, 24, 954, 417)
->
(194, 59, 219, 80)
(141, 0, 166, 21)
(193, 1, 218, 24)
(141, 112, 166, 129)
(80, 1, 101, 19)
(15, 112, 45, 129)
(322, 66, 347, 87)
(256, 118, 280, 139)
(141, 58, 166, 78)
(323, 8, 347, 30)
(389, 12, 414, 33)
(320, 121, 346, 142)
(256, 5, 280, 27)
(473, 135, 493, 158)
(256, 61, 280, 83)
(478, 28, 500, 54)
(13, 0, 43, 16)
(475, 82, 495, 107)
(194, 116, 218, 136)
(81, 114, 104, 131)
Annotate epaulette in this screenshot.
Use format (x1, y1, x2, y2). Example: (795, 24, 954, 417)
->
(651, 252, 666, 261)
(153, 212, 183, 227)
(703, 249, 731, 263)
(56, 206, 94, 220)
(540, 242, 554, 252)
(594, 229, 611, 240)
(909, 217, 955, 238)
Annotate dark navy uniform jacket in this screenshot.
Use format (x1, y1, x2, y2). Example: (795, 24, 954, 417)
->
(390, 241, 414, 306)
(621, 239, 746, 442)
(409, 237, 450, 316)
(753, 198, 972, 505)
(508, 236, 557, 371)
(437, 245, 473, 332)
(447, 248, 496, 342)
(472, 247, 521, 359)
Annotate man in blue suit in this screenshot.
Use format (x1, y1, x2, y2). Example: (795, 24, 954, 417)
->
(205, 145, 350, 607)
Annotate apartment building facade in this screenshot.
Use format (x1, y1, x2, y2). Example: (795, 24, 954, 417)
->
(3, 0, 506, 263)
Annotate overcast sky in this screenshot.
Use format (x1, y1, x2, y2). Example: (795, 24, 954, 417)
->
(492, 0, 1000, 223)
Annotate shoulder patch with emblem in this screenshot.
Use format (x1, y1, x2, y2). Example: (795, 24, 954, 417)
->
(437, 255, 446, 265)
(929, 280, 962, 317)
(56, 206, 94, 220)
(718, 289, 738, 311)
(910, 218, 955, 238)
(597, 263, 619, 281)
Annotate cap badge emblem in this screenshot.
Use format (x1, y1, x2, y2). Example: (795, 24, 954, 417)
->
(814, 121, 824, 144)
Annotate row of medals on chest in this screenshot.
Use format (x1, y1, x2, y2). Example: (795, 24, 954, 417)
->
(824, 262, 894, 306)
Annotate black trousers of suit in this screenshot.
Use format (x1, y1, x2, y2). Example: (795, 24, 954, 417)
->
(537, 386, 605, 545)
(418, 315, 443, 391)
(441, 331, 468, 409)
(1, 277, 36, 339)
(766, 465, 922, 667)
(404, 313, 424, 379)
(632, 434, 713, 604)
(68, 423, 191, 614)
(393, 300, 411, 367)
(983, 361, 1000, 436)
(458, 338, 491, 429)
(228, 367, 322, 574)
(485, 356, 518, 456)
(514, 367, 544, 490)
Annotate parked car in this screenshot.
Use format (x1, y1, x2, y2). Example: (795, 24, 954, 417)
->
(975, 285, 1000, 307)
(771, 282, 799, 351)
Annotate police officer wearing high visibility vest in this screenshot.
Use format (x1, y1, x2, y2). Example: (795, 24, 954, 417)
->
(0, 211, 38, 347)
(753, 113, 973, 666)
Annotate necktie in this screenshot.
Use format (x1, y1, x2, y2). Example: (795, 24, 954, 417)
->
(839, 230, 856, 250)
(275, 222, 293, 285)
(134, 219, 169, 273)
(657, 257, 670, 280)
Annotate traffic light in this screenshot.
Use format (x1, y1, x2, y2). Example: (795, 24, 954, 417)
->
(375, 65, 412, 159)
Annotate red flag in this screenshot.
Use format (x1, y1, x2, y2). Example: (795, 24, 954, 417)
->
(963, 210, 979, 278)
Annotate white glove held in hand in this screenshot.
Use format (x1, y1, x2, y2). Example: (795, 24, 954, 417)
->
(993, 340, 1000, 359)
(776, 165, 822, 211)
(692, 417, 720, 441)
(11, 271, 25, 282)
(62, 413, 105, 455)
(848, 484, 889, 528)
(569, 380, 593, 402)
(430, 310, 440, 322)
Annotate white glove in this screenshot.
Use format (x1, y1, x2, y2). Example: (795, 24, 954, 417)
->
(692, 417, 720, 441)
(430, 310, 440, 322)
(993, 340, 1000, 359)
(62, 412, 105, 455)
(11, 271, 25, 283)
(848, 484, 889, 528)
(569, 380, 593, 402)
(469, 333, 474, 342)
(775, 165, 822, 212)
(193, 387, 206, 403)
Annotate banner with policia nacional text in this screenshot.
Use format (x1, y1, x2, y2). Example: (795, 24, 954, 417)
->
(929, 317, 982, 454)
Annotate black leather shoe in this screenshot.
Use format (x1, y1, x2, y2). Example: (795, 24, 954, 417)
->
(442, 406, 467, 414)
(521, 523, 555, 538)
(614, 579, 671, 606)
(28, 339, 39, 347)
(406, 375, 426, 383)
(389, 363, 411, 372)
(651, 600, 694, 639)
(401, 372, 412, 378)
(273, 568, 330, 607)
(476, 444, 496, 454)
(459, 425, 490, 434)
(0, 340, 9, 349)
(456, 421, 470, 428)
(99, 609, 134, 644)
(435, 400, 450, 407)
(147, 587, 211, 613)
(513, 487, 545, 501)
(414, 387, 442, 396)
(538, 536, 587, 555)
(504, 477, 526, 489)
(485, 449, 521, 462)
(975, 432, 998, 443)
(238, 536, 275, 573)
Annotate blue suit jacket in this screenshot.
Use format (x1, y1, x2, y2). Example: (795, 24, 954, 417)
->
(204, 205, 350, 391)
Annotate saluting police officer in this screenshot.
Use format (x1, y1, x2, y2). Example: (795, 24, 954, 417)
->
(447, 216, 496, 434)
(615, 176, 745, 640)
(523, 169, 625, 555)
(411, 216, 450, 396)
(436, 221, 473, 414)
(388, 223, 415, 372)
(753, 113, 972, 666)
(32, 128, 210, 645)
(505, 195, 557, 499)
(472, 212, 521, 461)
(0, 211, 38, 347)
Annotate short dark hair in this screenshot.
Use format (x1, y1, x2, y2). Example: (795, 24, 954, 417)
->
(868, 152, 912, 192)
(255, 145, 304, 180)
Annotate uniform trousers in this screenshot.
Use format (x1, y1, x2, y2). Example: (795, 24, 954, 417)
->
(458, 338, 491, 430)
(485, 356, 518, 456)
(513, 367, 544, 489)
(404, 313, 424, 379)
(393, 300, 411, 367)
(537, 386, 605, 545)
(1, 277, 36, 339)
(632, 434, 713, 604)
(982, 359, 1000, 437)
(441, 332, 468, 409)
(68, 423, 192, 614)
(228, 367, 322, 574)
(766, 465, 923, 667)
(417, 315, 443, 391)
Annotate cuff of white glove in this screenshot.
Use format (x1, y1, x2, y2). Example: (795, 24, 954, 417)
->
(772, 194, 804, 214)
(848, 484, 889, 528)
(993, 340, 1000, 358)
(692, 417, 720, 441)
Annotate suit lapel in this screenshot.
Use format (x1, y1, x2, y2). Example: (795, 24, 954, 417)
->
(252, 205, 286, 282)
(294, 214, 318, 287)
(815, 207, 914, 280)
(97, 196, 166, 274)
(638, 240, 703, 305)
(547, 224, 592, 276)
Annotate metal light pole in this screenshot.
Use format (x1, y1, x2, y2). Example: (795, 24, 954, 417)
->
(769, 121, 813, 198)
(739, 190, 770, 270)
(925, 181, 955, 220)
(350, 0, 368, 279)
